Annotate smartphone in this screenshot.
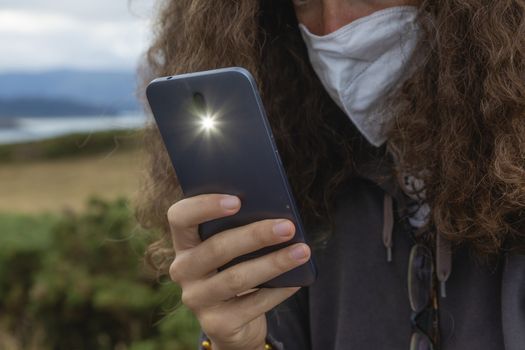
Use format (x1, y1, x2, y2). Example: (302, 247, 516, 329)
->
(146, 67, 317, 287)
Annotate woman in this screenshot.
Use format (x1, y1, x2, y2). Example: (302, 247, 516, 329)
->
(137, 0, 525, 349)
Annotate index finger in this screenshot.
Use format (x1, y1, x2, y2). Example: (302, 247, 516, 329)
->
(167, 193, 240, 252)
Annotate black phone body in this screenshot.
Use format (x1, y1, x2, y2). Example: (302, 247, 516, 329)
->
(146, 67, 317, 287)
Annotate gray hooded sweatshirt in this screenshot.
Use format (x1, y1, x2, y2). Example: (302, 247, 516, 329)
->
(199, 141, 525, 350)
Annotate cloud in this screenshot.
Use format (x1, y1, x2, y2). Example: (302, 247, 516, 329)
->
(0, 0, 154, 72)
(0, 0, 154, 21)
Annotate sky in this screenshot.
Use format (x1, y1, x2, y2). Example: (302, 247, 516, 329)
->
(0, 0, 155, 72)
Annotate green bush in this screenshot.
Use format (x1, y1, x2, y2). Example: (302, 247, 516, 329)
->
(0, 198, 200, 350)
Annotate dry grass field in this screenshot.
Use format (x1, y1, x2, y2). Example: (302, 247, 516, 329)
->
(0, 147, 146, 214)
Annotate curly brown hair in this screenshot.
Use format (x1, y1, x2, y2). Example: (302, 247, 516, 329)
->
(136, 0, 525, 273)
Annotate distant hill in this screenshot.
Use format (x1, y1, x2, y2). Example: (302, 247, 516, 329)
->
(0, 70, 142, 114)
(0, 97, 118, 118)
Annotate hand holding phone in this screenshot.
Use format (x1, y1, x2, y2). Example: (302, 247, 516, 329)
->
(167, 193, 309, 350)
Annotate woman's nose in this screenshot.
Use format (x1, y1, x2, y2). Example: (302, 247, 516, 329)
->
(303, 0, 365, 36)
(319, 3, 351, 35)
(300, 0, 412, 36)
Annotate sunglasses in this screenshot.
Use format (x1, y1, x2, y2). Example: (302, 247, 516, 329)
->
(408, 243, 440, 350)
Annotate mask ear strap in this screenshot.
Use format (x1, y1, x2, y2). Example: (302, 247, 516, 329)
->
(436, 232, 452, 298)
(383, 192, 394, 262)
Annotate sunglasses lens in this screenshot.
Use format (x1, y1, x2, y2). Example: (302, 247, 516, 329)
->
(410, 332, 434, 350)
(408, 244, 433, 312)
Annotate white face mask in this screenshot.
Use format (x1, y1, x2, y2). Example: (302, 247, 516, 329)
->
(298, 6, 422, 147)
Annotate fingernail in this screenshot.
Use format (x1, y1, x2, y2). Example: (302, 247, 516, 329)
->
(220, 196, 240, 210)
(290, 245, 307, 260)
(273, 220, 292, 237)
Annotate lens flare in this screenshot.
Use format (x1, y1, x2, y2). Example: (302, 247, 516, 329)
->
(200, 114, 216, 131)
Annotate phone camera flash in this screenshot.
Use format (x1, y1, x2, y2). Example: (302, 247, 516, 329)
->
(201, 115, 216, 131)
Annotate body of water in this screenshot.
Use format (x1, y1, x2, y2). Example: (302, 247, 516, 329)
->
(0, 113, 148, 145)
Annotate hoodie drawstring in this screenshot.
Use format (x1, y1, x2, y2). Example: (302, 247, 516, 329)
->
(383, 193, 394, 262)
(436, 232, 452, 298)
(382, 191, 452, 299)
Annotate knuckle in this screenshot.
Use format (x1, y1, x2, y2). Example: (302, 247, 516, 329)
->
(167, 201, 184, 228)
(193, 194, 217, 213)
(224, 269, 247, 293)
(180, 287, 199, 311)
(199, 311, 230, 338)
(169, 257, 185, 283)
(273, 250, 293, 271)
(207, 235, 226, 260)
(251, 221, 273, 246)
